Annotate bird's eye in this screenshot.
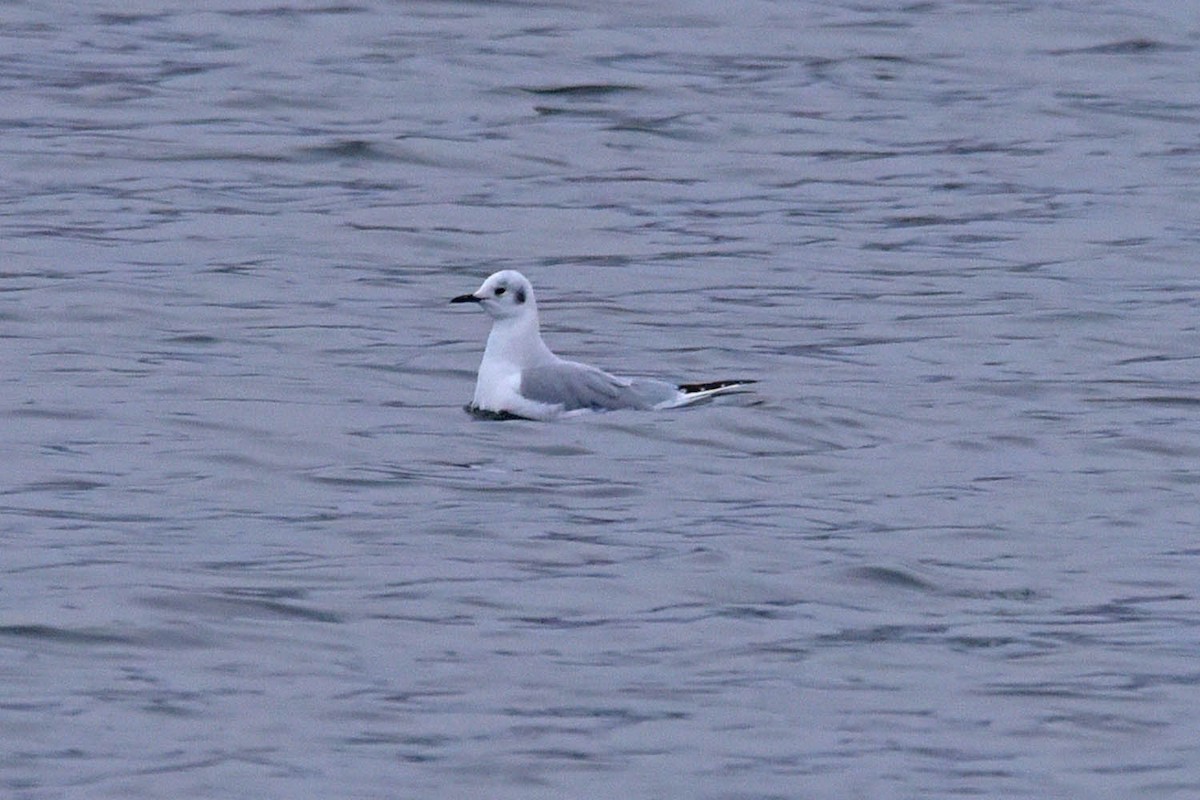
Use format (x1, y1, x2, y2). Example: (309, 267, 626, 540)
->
(494, 287, 506, 296)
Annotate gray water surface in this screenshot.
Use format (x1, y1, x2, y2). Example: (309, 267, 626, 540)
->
(4, 1, 1200, 798)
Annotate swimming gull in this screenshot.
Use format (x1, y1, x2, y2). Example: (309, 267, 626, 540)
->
(451, 270, 754, 420)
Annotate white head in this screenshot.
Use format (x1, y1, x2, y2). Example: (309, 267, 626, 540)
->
(450, 270, 537, 322)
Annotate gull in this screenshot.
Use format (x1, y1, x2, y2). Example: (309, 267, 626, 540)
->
(451, 270, 754, 420)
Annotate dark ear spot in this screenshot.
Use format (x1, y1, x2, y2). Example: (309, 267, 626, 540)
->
(515, 287, 526, 304)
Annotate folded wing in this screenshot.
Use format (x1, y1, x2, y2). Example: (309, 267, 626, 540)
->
(520, 361, 657, 411)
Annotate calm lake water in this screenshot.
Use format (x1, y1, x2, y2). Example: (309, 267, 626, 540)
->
(3, 1, 1200, 798)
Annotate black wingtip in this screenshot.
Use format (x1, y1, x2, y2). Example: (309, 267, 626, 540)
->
(677, 379, 757, 395)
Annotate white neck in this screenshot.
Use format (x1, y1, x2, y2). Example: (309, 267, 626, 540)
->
(473, 311, 556, 408)
(484, 312, 553, 368)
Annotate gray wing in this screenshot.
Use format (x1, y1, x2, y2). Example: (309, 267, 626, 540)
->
(520, 361, 660, 411)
